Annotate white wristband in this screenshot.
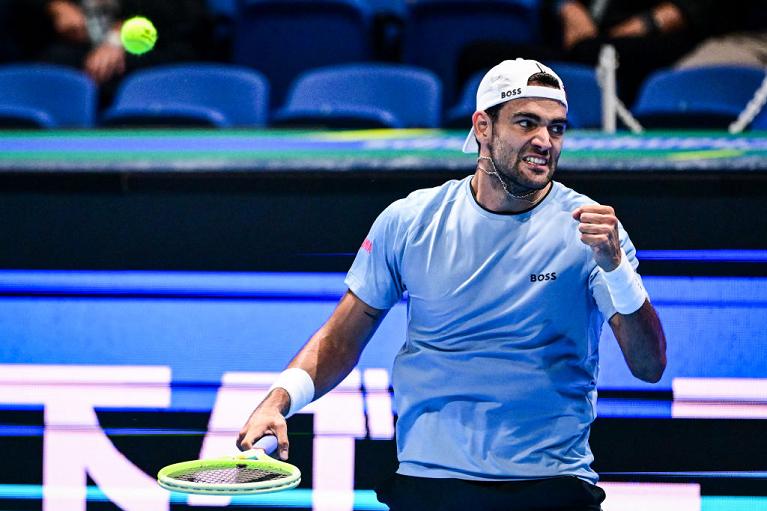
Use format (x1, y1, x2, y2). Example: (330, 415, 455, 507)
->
(600, 250, 648, 315)
(269, 368, 315, 418)
(106, 30, 122, 48)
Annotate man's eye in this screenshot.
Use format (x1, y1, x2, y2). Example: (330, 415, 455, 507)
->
(518, 119, 534, 128)
(550, 124, 566, 135)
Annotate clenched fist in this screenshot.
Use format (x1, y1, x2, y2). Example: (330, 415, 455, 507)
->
(572, 204, 622, 271)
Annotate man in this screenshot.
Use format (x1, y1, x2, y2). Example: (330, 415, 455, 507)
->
(238, 59, 667, 510)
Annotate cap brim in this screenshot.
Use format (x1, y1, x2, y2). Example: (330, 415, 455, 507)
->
(462, 126, 478, 153)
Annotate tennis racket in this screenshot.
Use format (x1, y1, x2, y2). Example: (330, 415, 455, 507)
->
(157, 436, 301, 495)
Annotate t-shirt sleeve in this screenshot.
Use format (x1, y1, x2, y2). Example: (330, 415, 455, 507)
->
(344, 202, 406, 310)
(588, 223, 644, 320)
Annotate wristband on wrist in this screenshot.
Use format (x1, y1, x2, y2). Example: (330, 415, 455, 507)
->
(601, 250, 648, 315)
(269, 367, 315, 418)
(106, 30, 122, 47)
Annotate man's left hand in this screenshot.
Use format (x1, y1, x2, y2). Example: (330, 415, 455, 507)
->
(572, 205, 622, 271)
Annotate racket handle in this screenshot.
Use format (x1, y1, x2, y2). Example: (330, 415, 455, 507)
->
(253, 434, 278, 454)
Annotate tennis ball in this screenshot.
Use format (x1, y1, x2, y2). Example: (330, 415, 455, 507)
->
(120, 16, 157, 55)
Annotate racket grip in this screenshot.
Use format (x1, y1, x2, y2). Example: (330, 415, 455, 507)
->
(253, 435, 278, 454)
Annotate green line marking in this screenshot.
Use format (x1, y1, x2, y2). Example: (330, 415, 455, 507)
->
(669, 149, 746, 161)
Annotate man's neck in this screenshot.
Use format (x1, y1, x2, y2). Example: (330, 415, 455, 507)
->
(470, 172, 552, 214)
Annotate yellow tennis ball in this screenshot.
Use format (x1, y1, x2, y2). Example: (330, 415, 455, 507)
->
(120, 16, 157, 55)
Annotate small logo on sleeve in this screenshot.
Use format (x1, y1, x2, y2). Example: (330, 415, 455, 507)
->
(530, 272, 557, 282)
(361, 239, 373, 253)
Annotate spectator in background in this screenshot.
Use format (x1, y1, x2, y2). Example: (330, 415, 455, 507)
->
(12, 0, 213, 103)
(675, 1, 767, 69)
(458, 1, 722, 107)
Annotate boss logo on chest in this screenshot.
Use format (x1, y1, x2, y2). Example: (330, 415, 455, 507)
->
(530, 272, 557, 282)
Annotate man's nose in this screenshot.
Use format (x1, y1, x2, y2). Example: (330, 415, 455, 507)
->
(530, 126, 552, 151)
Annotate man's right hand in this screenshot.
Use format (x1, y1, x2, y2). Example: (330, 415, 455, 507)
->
(237, 388, 291, 460)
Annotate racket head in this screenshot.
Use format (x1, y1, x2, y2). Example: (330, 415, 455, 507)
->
(157, 437, 300, 495)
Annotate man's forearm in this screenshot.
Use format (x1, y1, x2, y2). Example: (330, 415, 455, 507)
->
(284, 290, 384, 405)
(610, 301, 667, 382)
(287, 328, 365, 402)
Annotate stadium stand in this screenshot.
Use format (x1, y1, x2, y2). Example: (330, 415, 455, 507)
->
(101, 63, 269, 127)
(0, 63, 96, 128)
(444, 61, 602, 130)
(550, 61, 603, 129)
(632, 65, 767, 129)
(273, 63, 441, 129)
(402, 0, 540, 105)
(232, 0, 373, 108)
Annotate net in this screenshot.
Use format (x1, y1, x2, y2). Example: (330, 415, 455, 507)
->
(172, 466, 285, 484)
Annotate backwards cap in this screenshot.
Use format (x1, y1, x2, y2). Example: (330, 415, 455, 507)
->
(462, 58, 568, 153)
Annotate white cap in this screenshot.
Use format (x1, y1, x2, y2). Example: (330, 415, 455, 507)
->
(461, 58, 568, 153)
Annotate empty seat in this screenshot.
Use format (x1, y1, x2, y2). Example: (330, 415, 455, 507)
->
(232, 0, 373, 107)
(548, 62, 602, 129)
(402, 0, 540, 105)
(102, 63, 269, 127)
(443, 70, 485, 129)
(0, 64, 96, 128)
(273, 63, 442, 129)
(632, 66, 767, 129)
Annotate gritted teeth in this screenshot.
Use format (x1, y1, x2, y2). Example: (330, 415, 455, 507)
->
(523, 155, 547, 165)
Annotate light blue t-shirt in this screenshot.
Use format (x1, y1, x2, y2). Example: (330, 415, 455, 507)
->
(344, 176, 639, 484)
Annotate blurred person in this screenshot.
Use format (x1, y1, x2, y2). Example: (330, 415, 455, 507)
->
(12, 0, 213, 103)
(458, 0, 722, 106)
(675, 0, 767, 69)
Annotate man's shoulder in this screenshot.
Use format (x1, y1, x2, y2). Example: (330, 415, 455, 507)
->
(550, 181, 599, 210)
(386, 177, 468, 220)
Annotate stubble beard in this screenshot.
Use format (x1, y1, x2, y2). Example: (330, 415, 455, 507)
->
(487, 141, 556, 197)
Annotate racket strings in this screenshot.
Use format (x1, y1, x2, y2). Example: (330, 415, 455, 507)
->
(173, 466, 286, 484)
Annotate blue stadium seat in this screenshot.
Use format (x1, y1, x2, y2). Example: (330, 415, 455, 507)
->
(273, 63, 442, 129)
(0, 64, 96, 128)
(233, 0, 373, 107)
(102, 63, 269, 127)
(549, 62, 602, 129)
(402, 0, 540, 105)
(744, 75, 767, 131)
(632, 66, 767, 129)
(444, 62, 601, 130)
(751, 105, 767, 131)
(443, 70, 484, 129)
(367, 0, 407, 15)
(368, 0, 408, 61)
(207, 0, 238, 18)
(207, 0, 239, 54)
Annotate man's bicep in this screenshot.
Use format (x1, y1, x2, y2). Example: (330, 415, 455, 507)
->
(298, 290, 388, 396)
(326, 289, 388, 348)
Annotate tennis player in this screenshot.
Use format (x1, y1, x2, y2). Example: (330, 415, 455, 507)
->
(238, 58, 666, 510)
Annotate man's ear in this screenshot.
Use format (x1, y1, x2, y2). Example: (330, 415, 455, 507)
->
(473, 111, 492, 147)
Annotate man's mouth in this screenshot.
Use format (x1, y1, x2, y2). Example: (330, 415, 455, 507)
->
(522, 155, 549, 170)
